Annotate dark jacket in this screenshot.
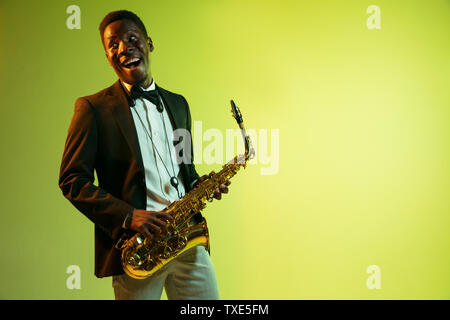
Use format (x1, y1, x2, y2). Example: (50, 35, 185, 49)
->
(59, 80, 200, 278)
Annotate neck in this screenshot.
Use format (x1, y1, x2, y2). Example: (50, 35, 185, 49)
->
(122, 75, 153, 92)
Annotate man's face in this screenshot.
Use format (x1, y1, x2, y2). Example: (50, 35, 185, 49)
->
(103, 19, 154, 87)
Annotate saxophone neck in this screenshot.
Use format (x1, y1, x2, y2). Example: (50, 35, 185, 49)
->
(231, 100, 255, 162)
(242, 127, 255, 161)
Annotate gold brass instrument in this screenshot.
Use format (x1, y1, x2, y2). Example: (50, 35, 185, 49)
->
(119, 100, 255, 279)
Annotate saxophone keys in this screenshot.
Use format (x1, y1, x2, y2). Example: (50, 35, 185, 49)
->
(136, 234, 146, 246)
(177, 236, 188, 249)
(144, 255, 156, 270)
(127, 253, 143, 267)
(161, 246, 172, 259)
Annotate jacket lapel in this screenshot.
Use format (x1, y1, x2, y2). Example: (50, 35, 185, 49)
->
(156, 84, 186, 130)
(108, 80, 145, 174)
(156, 84, 191, 189)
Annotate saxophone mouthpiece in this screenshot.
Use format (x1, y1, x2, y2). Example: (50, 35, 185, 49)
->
(230, 100, 243, 124)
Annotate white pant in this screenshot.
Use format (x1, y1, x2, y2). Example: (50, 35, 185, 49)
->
(112, 245, 219, 300)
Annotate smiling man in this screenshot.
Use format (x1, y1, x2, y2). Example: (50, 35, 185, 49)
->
(59, 10, 228, 300)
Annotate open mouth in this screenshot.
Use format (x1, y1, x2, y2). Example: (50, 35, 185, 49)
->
(121, 57, 142, 70)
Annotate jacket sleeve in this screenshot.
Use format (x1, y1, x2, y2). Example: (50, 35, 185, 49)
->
(59, 97, 134, 241)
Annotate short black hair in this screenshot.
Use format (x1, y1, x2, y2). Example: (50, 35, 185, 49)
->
(99, 10, 149, 48)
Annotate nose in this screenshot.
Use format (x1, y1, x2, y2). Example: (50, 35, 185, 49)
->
(118, 40, 135, 56)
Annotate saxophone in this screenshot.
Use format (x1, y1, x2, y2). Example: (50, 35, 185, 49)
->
(119, 100, 255, 279)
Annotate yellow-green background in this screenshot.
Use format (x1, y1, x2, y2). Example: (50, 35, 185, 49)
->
(0, 0, 448, 299)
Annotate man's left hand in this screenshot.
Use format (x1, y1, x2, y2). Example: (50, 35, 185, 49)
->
(195, 171, 231, 200)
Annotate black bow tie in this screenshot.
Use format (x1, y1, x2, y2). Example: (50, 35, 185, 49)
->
(130, 86, 163, 112)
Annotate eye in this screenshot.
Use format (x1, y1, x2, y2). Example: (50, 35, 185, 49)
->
(129, 35, 137, 42)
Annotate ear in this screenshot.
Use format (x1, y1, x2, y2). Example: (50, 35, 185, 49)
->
(147, 37, 154, 52)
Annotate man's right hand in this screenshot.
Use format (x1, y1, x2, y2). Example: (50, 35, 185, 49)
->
(129, 209, 174, 240)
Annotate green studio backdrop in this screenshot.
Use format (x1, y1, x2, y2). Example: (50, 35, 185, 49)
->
(0, 0, 449, 299)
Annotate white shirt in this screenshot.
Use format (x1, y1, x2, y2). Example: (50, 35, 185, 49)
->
(122, 79, 186, 212)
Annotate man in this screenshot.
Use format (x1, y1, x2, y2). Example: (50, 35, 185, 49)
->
(59, 10, 229, 300)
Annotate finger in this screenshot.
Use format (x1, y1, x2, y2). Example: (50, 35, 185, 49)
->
(140, 225, 153, 240)
(157, 213, 174, 221)
(152, 217, 167, 229)
(213, 188, 222, 200)
(225, 179, 231, 186)
(219, 184, 229, 193)
(158, 214, 173, 233)
(152, 218, 169, 235)
(146, 222, 162, 236)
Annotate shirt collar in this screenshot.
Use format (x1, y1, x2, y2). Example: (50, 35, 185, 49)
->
(121, 78, 155, 93)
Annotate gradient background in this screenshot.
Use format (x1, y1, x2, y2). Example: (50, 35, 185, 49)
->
(0, 0, 448, 299)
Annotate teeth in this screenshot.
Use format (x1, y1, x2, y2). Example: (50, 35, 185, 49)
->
(123, 57, 140, 67)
